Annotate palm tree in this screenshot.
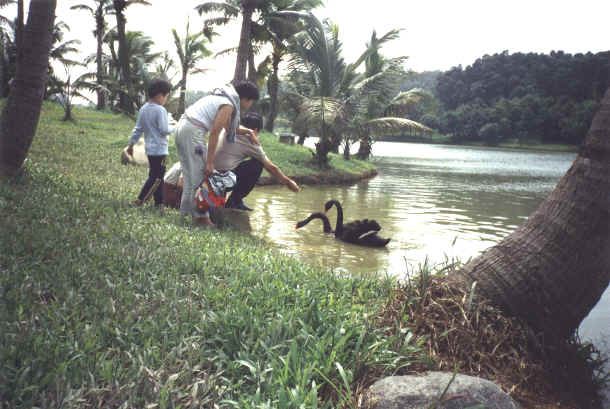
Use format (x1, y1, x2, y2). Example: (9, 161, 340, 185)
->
(453, 86, 610, 340)
(112, 0, 151, 115)
(47, 66, 97, 121)
(46, 21, 81, 99)
(288, 16, 428, 164)
(172, 20, 213, 116)
(103, 29, 162, 110)
(70, 0, 112, 110)
(195, 0, 265, 83)
(257, 0, 322, 132)
(0, 0, 56, 177)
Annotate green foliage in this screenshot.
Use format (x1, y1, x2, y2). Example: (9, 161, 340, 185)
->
(435, 50, 609, 146)
(0, 103, 419, 408)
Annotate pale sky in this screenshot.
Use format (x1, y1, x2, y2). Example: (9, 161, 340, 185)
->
(8, 0, 610, 92)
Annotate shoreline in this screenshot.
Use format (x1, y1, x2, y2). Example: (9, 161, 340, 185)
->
(257, 168, 378, 186)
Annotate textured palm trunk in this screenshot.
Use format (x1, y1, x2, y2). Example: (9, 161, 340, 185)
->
(178, 69, 188, 117)
(456, 87, 610, 340)
(114, 1, 133, 115)
(247, 44, 256, 83)
(0, 34, 7, 98)
(233, 5, 254, 83)
(356, 134, 372, 159)
(95, 7, 106, 110)
(0, 0, 56, 177)
(264, 51, 281, 132)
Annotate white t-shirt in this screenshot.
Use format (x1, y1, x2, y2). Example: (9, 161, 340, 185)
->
(185, 95, 233, 131)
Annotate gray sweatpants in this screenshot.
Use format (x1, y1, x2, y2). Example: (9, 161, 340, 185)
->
(175, 117, 209, 218)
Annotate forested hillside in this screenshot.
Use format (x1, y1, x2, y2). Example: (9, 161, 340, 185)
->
(432, 51, 610, 145)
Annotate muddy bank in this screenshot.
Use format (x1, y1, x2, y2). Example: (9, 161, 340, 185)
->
(257, 169, 378, 186)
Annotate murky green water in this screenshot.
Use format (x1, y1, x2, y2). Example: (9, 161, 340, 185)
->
(245, 140, 608, 370)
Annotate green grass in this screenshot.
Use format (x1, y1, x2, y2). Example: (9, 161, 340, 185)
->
(0, 103, 427, 408)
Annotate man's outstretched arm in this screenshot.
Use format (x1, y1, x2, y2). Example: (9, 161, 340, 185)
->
(263, 159, 299, 192)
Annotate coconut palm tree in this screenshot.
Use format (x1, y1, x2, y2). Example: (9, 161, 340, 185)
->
(104, 29, 162, 110)
(195, 0, 266, 83)
(47, 66, 97, 121)
(111, 0, 151, 115)
(287, 16, 429, 164)
(0, 0, 56, 177)
(453, 86, 610, 340)
(172, 20, 213, 116)
(46, 21, 81, 99)
(70, 0, 112, 110)
(257, 0, 322, 131)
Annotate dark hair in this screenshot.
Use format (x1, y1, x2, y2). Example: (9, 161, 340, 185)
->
(147, 78, 171, 99)
(241, 112, 263, 131)
(234, 80, 259, 101)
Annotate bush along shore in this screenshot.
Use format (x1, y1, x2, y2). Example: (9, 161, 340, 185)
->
(0, 104, 605, 408)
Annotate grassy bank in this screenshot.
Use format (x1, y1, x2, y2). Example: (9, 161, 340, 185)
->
(0, 104, 425, 408)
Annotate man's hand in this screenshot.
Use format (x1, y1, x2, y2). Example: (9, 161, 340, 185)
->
(126, 144, 134, 157)
(204, 161, 215, 178)
(244, 128, 259, 145)
(286, 179, 299, 193)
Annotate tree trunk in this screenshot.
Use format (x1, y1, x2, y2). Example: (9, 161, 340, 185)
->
(233, 5, 254, 83)
(0, 0, 56, 177)
(95, 6, 106, 110)
(114, 1, 133, 115)
(178, 69, 187, 117)
(356, 134, 372, 159)
(265, 51, 281, 132)
(0, 34, 7, 98)
(456, 87, 610, 340)
(247, 42, 256, 83)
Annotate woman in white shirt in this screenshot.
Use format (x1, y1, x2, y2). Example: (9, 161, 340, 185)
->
(174, 81, 259, 227)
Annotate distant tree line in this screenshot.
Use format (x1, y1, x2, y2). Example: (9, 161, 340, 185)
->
(433, 51, 610, 145)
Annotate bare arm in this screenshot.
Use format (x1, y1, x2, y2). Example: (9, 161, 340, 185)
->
(238, 125, 259, 145)
(263, 159, 299, 192)
(205, 105, 233, 177)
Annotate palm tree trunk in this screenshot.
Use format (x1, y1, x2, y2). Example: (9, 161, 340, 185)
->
(247, 43, 256, 83)
(265, 51, 281, 132)
(233, 4, 254, 83)
(95, 6, 106, 110)
(178, 69, 187, 117)
(0, 0, 56, 177)
(356, 134, 372, 159)
(0, 34, 7, 98)
(455, 87, 610, 340)
(113, 1, 133, 115)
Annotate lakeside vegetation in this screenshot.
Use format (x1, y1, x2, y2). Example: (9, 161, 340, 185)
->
(0, 103, 427, 408)
(1, 103, 605, 409)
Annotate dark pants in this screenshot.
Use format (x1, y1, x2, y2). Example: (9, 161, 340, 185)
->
(227, 158, 263, 205)
(138, 155, 167, 205)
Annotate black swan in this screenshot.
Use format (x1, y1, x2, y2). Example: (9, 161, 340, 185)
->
(295, 212, 333, 233)
(295, 201, 390, 247)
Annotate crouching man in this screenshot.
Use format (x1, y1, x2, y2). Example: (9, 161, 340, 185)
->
(215, 112, 299, 210)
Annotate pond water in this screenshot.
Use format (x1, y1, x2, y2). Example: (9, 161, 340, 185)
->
(245, 140, 609, 397)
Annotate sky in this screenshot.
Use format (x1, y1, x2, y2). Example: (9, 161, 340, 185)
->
(7, 0, 610, 93)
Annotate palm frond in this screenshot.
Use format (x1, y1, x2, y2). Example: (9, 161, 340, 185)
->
(195, 2, 239, 17)
(364, 117, 432, 133)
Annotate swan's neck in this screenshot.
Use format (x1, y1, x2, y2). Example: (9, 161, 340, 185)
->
(334, 202, 343, 236)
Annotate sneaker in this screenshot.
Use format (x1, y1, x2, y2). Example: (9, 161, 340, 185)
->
(129, 199, 144, 207)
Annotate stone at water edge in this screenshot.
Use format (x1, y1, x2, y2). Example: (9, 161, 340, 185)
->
(366, 372, 519, 409)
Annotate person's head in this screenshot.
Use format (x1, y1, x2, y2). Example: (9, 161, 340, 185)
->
(241, 112, 263, 132)
(234, 80, 259, 112)
(147, 78, 171, 105)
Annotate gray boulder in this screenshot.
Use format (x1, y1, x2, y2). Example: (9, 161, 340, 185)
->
(366, 372, 519, 409)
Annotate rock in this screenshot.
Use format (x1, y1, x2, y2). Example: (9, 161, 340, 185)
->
(120, 139, 148, 167)
(210, 207, 251, 232)
(366, 372, 519, 409)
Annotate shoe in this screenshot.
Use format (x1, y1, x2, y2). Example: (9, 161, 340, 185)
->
(129, 199, 143, 207)
(227, 199, 252, 211)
